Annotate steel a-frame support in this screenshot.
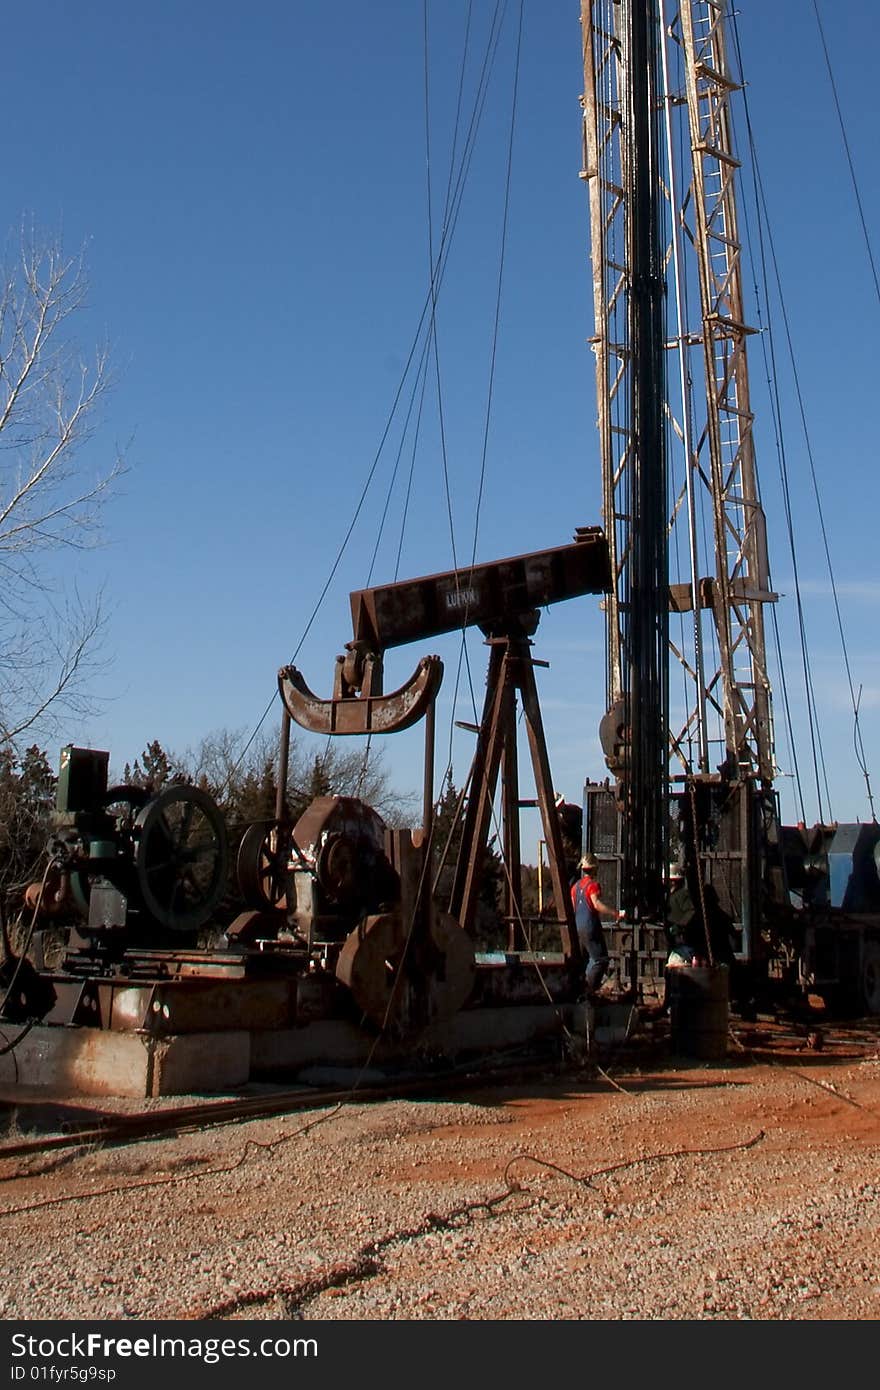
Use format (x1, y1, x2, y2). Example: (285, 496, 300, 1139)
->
(446, 629, 581, 963)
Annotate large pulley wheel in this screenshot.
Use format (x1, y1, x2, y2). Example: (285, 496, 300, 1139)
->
(134, 785, 229, 931)
(103, 784, 151, 824)
(336, 909, 476, 1033)
(236, 820, 290, 911)
(316, 832, 363, 906)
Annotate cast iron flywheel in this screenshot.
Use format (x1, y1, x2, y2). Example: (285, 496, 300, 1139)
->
(133, 785, 229, 932)
(236, 819, 290, 911)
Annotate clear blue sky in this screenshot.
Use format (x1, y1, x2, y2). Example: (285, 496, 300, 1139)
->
(3, 1, 877, 841)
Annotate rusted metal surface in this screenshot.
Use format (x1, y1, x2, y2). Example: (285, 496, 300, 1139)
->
(278, 654, 442, 735)
(293, 797, 386, 862)
(445, 634, 581, 963)
(236, 819, 291, 911)
(281, 796, 404, 952)
(292, 797, 397, 907)
(335, 908, 476, 1032)
(273, 532, 609, 1015)
(37, 526, 611, 1053)
(349, 528, 610, 652)
(43, 974, 301, 1035)
(334, 910, 405, 1023)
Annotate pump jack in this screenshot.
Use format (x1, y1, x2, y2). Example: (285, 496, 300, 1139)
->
(277, 528, 612, 1026)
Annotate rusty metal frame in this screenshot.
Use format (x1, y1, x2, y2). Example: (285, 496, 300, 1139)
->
(446, 633, 581, 963)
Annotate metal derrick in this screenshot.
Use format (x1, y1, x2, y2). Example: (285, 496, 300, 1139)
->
(580, 0, 776, 797)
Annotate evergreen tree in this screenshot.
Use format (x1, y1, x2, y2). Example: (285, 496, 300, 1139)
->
(122, 740, 180, 792)
(0, 745, 56, 910)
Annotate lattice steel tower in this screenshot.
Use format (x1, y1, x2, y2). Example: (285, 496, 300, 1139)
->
(580, 0, 779, 940)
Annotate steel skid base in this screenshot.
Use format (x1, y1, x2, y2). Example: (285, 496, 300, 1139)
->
(0, 948, 634, 1098)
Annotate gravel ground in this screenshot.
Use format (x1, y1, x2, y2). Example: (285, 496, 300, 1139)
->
(1, 1016, 879, 1322)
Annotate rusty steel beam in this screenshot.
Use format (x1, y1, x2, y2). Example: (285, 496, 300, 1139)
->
(349, 528, 611, 653)
(0, 1051, 580, 1164)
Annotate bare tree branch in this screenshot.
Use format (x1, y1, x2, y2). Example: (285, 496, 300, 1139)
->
(0, 224, 123, 745)
(175, 725, 418, 828)
(1, 590, 107, 742)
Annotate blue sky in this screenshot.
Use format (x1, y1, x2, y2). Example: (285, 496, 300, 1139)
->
(3, 1, 877, 842)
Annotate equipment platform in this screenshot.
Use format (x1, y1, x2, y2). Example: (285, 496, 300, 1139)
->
(1, 947, 635, 1097)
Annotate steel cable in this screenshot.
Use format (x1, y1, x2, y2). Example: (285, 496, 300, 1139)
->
(226, 7, 511, 792)
(734, 10, 876, 823)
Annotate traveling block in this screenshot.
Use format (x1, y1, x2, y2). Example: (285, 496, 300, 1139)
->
(667, 964, 730, 1061)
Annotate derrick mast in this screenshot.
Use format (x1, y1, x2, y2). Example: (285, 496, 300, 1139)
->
(580, 0, 779, 948)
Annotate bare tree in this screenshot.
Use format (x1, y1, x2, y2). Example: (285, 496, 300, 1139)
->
(0, 225, 123, 744)
(177, 724, 419, 827)
(177, 726, 278, 817)
(295, 741, 418, 826)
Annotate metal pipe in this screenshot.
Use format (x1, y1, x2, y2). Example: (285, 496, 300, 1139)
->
(0, 1051, 577, 1165)
(658, 0, 710, 773)
(421, 695, 436, 927)
(275, 709, 291, 821)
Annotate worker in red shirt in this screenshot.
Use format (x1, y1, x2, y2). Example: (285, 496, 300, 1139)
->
(571, 852, 624, 995)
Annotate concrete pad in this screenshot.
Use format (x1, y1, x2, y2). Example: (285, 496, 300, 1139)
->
(149, 1031, 250, 1096)
(250, 1020, 379, 1073)
(424, 1002, 575, 1055)
(0, 1027, 153, 1098)
(250, 1004, 580, 1078)
(0, 1026, 251, 1098)
(0, 1000, 626, 1097)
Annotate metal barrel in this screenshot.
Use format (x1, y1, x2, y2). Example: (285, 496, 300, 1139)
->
(667, 964, 730, 1060)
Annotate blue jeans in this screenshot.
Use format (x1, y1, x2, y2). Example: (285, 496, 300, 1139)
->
(577, 920, 609, 991)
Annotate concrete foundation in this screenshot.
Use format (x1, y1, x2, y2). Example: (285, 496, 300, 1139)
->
(0, 991, 639, 1098)
(0, 999, 616, 1098)
(250, 1002, 587, 1076)
(0, 1026, 251, 1099)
